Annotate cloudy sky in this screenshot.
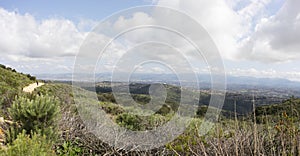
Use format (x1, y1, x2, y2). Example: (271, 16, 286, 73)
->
(0, 0, 299, 81)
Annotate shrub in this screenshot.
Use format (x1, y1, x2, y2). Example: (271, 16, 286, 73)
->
(0, 64, 5, 69)
(166, 119, 203, 155)
(8, 94, 60, 141)
(29, 76, 36, 81)
(196, 106, 208, 117)
(116, 113, 143, 131)
(4, 124, 21, 144)
(273, 112, 300, 155)
(56, 140, 84, 156)
(99, 102, 124, 115)
(97, 93, 116, 103)
(116, 113, 169, 131)
(156, 104, 172, 115)
(1, 131, 55, 156)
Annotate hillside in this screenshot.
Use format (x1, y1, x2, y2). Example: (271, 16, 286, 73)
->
(94, 82, 290, 115)
(34, 81, 300, 155)
(0, 67, 299, 155)
(255, 97, 300, 123)
(0, 64, 36, 116)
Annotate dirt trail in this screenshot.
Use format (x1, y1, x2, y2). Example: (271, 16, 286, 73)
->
(22, 82, 44, 93)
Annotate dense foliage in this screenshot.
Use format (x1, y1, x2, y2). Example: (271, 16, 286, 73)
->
(9, 94, 60, 141)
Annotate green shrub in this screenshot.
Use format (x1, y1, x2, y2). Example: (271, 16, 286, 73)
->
(8, 94, 60, 141)
(99, 102, 124, 115)
(4, 124, 21, 144)
(29, 76, 36, 81)
(196, 106, 208, 117)
(116, 113, 143, 131)
(116, 113, 169, 131)
(56, 140, 83, 156)
(166, 119, 203, 154)
(26, 74, 36, 81)
(97, 93, 116, 103)
(273, 112, 300, 155)
(1, 131, 55, 156)
(156, 104, 172, 115)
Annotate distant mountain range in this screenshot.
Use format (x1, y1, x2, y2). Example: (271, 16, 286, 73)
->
(36, 73, 300, 89)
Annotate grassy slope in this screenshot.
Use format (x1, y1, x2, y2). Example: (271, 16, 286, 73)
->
(0, 64, 34, 88)
(0, 64, 35, 116)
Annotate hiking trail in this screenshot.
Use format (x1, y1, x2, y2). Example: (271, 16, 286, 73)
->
(22, 82, 44, 93)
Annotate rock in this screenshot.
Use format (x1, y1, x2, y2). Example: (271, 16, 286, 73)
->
(0, 117, 4, 123)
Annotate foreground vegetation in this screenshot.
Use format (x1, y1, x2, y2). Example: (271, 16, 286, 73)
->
(0, 65, 299, 155)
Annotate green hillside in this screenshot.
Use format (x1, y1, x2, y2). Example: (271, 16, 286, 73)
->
(0, 64, 36, 116)
(36, 82, 300, 155)
(255, 97, 300, 123)
(0, 66, 299, 155)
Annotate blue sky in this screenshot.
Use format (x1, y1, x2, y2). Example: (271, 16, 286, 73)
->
(0, 0, 299, 81)
(0, 0, 152, 21)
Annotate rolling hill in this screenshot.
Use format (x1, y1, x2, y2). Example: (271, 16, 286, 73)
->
(0, 64, 36, 116)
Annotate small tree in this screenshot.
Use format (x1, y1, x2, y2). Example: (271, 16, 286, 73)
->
(9, 94, 60, 141)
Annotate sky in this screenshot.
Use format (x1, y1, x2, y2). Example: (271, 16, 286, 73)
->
(0, 0, 299, 81)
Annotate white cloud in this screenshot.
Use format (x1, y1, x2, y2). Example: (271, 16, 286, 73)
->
(155, 0, 246, 60)
(0, 7, 93, 74)
(228, 67, 300, 81)
(155, 0, 300, 64)
(67, 0, 300, 80)
(113, 12, 156, 31)
(0, 8, 86, 59)
(238, 0, 300, 62)
(90, 10, 215, 74)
